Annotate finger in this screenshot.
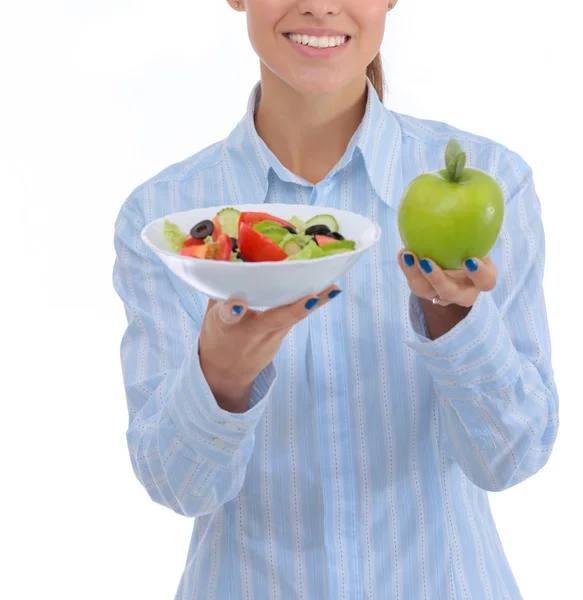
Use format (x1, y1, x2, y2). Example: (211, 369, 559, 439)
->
(215, 298, 249, 325)
(205, 298, 217, 314)
(463, 255, 498, 292)
(416, 256, 474, 306)
(256, 284, 341, 333)
(398, 249, 435, 298)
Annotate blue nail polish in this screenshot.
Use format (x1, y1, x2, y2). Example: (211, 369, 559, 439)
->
(232, 305, 244, 315)
(419, 259, 432, 274)
(305, 298, 320, 311)
(328, 289, 342, 299)
(404, 253, 415, 267)
(465, 258, 478, 272)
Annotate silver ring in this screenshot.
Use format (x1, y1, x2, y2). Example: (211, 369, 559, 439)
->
(431, 294, 441, 305)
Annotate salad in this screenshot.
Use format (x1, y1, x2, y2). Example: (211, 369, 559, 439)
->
(163, 208, 356, 262)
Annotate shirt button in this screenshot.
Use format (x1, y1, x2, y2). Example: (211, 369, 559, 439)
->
(225, 422, 245, 432)
(439, 379, 457, 387)
(211, 437, 226, 449)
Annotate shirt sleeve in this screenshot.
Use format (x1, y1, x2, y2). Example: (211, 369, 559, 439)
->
(112, 188, 277, 517)
(404, 146, 559, 492)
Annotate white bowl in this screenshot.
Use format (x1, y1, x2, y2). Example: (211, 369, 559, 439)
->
(141, 203, 382, 309)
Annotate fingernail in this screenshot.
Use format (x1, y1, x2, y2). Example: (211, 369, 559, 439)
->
(404, 253, 415, 267)
(419, 259, 432, 274)
(305, 298, 320, 311)
(328, 289, 342, 300)
(465, 258, 478, 272)
(232, 305, 244, 315)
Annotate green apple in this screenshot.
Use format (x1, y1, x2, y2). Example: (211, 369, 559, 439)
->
(397, 139, 505, 270)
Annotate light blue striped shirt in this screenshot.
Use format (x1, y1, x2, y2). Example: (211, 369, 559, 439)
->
(112, 78, 559, 599)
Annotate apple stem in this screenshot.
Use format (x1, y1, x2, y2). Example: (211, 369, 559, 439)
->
(445, 139, 467, 182)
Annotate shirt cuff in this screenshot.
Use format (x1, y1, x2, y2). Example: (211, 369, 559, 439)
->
(165, 345, 277, 468)
(409, 293, 430, 338)
(404, 292, 523, 401)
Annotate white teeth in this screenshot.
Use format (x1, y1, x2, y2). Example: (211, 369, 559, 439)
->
(287, 33, 348, 49)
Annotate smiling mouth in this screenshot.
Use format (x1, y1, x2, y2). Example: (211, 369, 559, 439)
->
(284, 33, 351, 49)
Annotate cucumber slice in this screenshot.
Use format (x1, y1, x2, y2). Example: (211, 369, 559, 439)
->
(285, 240, 325, 261)
(281, 238, 303, 257)
(280, 233, 312, 256)
(217, 207, 240, 238)
(304, 214, 339, 233)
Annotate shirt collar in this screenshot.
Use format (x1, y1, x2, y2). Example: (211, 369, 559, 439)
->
(223, 77, 403, 208)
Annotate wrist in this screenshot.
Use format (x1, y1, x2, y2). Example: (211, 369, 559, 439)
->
(213, 384, 254, 414)
(419, 297, 472, 340)
(199, 352, 254, 413)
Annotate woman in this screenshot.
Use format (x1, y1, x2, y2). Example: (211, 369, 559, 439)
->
(112, 1, 559, 598)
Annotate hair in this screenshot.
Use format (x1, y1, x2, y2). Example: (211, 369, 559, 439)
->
(366, 53, 386, 103)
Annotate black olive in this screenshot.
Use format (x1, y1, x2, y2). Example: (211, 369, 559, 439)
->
(231, 237, 238, 251)
(283, 225, 297, 234)
(237, 252, 248, 262)
(305, 224, 331, 236)
(330, 231, 344, 241)
(190, 219, 214, 240)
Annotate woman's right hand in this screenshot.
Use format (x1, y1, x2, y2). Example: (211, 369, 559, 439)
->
(199, 285, 341, 413)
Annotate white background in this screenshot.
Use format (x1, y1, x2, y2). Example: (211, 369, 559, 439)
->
(2, 1, 581, 598)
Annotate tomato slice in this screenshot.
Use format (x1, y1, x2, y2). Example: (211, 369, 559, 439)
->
(182, 236, 205, 248)
(216, 233, 232, 261)
(315, 234, 336, 246)
(238, 223, 287, 262)
(212, 216, 223, 242)
(239, 212, 294, 231)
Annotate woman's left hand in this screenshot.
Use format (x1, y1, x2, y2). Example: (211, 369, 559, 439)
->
(397, 250, 498, 308)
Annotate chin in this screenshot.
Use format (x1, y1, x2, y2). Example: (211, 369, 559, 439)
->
(280, 69, 356, 97)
